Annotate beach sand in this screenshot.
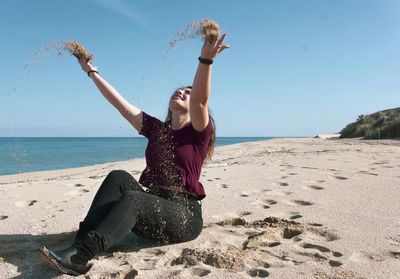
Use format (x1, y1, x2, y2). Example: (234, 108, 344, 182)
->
(0, 137, 399, 278)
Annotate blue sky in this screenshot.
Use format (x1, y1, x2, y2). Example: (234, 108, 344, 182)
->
(1, 0, 399, 137)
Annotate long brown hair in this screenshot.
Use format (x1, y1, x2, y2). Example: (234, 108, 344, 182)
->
(165, 86, 216, 161)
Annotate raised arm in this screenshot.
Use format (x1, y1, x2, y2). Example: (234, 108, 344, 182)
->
(77, 57, 143, 133)
(190, 34, 229, 132)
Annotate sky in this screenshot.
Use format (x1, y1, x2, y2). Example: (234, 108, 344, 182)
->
(0, 0, 399, 137)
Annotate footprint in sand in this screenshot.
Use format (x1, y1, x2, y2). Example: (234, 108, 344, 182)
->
(334, 176, 348, 180)
(279, 182, 289, 187)
(171, 247, 244, 272)
(221, 183, 228, 188)
(308, 223, 323, 227)
(248, 268, 269, 277)
(89, 175, 105, 179)
(332, 251, 343, 257)
(349, 251, 385, 262)
(75, 183, 84, 187)
(266, 199, 277, 205)
(359, 170, 378, 176)
(191, 267, 212, 277)
(298, 251, 343, 267)
(301, 166, 318, 170)
(267, 242, 281, 247)
(309, 185, 324, 190)
(288, 173, 298, 176)
(301, 243, 330, 253)
(240, 192, 250, 197)
(328, 260, 343, 267)
(81, 189, 90, 193)
(293, 200, 313, 206)
(243, 231, 282, 249)
(15, 200, 37, 207)
(298, 251, 328, 261)
(240, 211, 252, 217)
(290, 214, 303, 220)
(390, 251, 400, 259)
(326, 233, 340, 241)
(0, 216, 8, 220)
(281, 175, 288, 179)
(263, 199, 278, 209)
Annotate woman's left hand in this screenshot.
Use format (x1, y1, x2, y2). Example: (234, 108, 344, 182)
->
(200, 33, 230, 60)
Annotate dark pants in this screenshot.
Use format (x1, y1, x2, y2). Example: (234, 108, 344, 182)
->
(76, 170, 203, 251)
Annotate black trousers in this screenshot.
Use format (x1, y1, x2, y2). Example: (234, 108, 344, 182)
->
(76, 170, 203, 251)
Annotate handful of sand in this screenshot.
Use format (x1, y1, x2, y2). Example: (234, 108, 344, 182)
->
(200, 19, 221, 43)
(64, 41, 92, 62)
(169, 19, 222, 48)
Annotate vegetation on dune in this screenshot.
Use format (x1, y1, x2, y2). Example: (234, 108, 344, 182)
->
(340, 107, 400, 139)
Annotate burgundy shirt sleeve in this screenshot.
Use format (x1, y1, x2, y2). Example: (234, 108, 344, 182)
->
(189, 119, 212, 147)
(139, 112, 164, 139)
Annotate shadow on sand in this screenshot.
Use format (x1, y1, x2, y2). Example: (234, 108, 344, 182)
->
(0, 231, 166, 278)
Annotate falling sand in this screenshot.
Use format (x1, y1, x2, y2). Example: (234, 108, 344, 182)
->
(21, 18, 221, 83)
(8, 19, 222, 173)
(169, 19, 221, 48)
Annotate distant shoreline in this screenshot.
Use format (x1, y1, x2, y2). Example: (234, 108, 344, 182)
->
(0, 137, 281, 176)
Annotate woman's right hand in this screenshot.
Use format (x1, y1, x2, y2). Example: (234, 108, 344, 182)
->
(77, 55, 97, 74)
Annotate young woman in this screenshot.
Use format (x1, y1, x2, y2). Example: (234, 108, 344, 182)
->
(38, 34, 229, 275)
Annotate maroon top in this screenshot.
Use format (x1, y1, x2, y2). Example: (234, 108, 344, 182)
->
(138, 112, 212, 200)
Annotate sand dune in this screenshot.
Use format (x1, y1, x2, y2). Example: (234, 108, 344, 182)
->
(0, 138, 399, 278)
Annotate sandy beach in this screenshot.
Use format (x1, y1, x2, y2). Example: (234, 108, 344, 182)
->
(0, 137, 399, 278)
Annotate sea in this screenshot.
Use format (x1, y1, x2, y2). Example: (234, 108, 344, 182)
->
(0, 137, 273, 176)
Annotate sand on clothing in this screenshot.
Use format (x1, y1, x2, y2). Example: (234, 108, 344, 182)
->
(0, 138, 399, 279)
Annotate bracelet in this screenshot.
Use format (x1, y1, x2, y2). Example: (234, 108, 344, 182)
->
(87, 70, 98, 77)
(198, 56, 213, 65)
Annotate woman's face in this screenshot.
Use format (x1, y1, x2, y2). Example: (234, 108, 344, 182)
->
(169, 87, 191, 112)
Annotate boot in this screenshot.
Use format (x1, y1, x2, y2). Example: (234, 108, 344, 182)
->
(38, 231, 102, 276)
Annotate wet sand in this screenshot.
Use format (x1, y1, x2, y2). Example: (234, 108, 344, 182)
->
(0, 137, 399, 278)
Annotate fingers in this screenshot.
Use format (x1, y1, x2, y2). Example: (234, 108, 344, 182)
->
(201, 33, 229, 59)
(88, 54, 94, 64)
(217, 34, 226, 47)
(204, 33, 228, 49)
(205, 33, 226, 48)
(218, 44, 230, 53)
(216, 34, 229, 54)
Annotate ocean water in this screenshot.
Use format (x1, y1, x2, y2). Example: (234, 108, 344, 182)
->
(0, 137, 272, 176)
